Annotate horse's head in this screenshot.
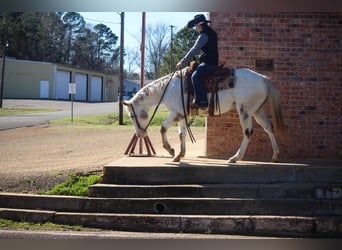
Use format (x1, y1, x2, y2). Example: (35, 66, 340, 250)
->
(122, 100, 149, 138)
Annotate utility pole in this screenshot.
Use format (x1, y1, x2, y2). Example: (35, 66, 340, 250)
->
(119, 12, 125, 125)
(140, 12, 146, 88)
(0, 41, 9, 108)
(124, 12, 156, 157)
(170, 25, 175, 73)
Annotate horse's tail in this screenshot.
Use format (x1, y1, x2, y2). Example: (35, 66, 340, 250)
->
(264, 77, 288, 140)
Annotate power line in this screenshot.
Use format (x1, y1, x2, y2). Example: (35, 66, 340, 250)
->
(83, 16, 120, 25)
(83, 16, 140, 47)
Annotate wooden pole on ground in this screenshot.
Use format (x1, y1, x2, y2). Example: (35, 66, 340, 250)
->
(124, 134, 156, 157)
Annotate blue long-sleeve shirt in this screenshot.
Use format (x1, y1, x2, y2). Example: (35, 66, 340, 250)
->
(180, 33, 208, 64)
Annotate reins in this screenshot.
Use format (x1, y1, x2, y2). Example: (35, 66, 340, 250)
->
(130, 69, 196, 144)
(130, 71, 176, 132)
(179, 69, 196, 143)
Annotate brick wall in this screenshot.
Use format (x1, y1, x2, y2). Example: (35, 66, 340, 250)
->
(206, 12, 342, 160)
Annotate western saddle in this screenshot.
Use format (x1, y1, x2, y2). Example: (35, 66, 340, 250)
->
(184, 60, 235, 116)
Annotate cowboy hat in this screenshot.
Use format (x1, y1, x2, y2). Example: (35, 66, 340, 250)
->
(187, 14, 210, 28)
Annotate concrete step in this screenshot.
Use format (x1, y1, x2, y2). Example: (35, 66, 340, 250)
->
(101, 164, 342, 185)
(1, 193, 341, 216)
(1, 159, 341, 238)
(1, 207, 341, 238)
(88, 183, 342, 199)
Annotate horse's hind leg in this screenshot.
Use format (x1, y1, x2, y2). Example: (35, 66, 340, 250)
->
(253, 107, 280, 162)
(228, 105, 253, 163)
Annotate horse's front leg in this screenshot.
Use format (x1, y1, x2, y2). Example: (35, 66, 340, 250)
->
(161, 126, 175, 157)
(172, 120, 187, 162)
(160, 112, 181, 158)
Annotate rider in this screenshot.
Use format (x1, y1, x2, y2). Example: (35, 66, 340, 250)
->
(176, 14, 219, 115)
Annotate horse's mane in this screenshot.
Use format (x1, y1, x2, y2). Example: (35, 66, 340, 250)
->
(131, 72, 174, 104)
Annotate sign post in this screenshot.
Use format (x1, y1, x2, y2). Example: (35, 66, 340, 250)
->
(69, 83, 76, 123)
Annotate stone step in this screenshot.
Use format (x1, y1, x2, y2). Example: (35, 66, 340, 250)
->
(1, 159, 341, 238)
(101, 165, 342, 185)
(88, 183, 342, 199)
(1, 207, 341, 238)
(1, 193, 341, 216)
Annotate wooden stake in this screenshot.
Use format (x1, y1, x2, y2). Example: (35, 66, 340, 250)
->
(124, 134, 156, 157)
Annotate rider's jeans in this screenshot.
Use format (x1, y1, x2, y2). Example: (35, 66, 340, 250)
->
(191, 63, 216, 108)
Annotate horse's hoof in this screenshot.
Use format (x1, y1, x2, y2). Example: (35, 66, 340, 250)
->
(228, 158, 236, 163)
(170, 148, 175, 157)
(172, 156, 181, 162)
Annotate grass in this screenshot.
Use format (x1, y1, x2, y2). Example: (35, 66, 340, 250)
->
(0, 107, 59, 116)
(53, 112, 132, 126)
(0, 105, 205, 127)
(52, 107, 205, 127)
(0, 218, 93, 231)
(39, 173, 101, 197)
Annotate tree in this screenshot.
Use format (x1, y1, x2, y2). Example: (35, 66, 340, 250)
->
(93, 24, 119, 73)
(62, 12, 86, 64)
(0, 12, 20, 58)
(125, 48, 140, 79)
(35, 12, 66, 63)
(0, 12, 67, 63)
(72, 28, 95, 69)
(145, 23, 170, 79)
(93, 24, 117, 59)
(0, 12, 120, 73)
(160, 27, 198, 75)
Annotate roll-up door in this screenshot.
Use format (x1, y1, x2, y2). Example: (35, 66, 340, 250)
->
(90, 76, 102, 102)
(75, 73, 87, 101)
(55, 70, 70, 100)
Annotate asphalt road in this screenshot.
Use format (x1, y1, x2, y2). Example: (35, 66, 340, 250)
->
(0, 229, 270, 239)
(0, 99, 120, 130)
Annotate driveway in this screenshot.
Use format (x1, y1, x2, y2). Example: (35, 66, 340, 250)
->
(0, 99, 120, 130)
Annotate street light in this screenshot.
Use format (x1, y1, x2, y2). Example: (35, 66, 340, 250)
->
(0, 40, 9, 108)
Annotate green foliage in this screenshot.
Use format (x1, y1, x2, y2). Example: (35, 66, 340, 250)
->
(161, 27, 199, 75)
(0, 12, 119, 73)
(0, 218, 89, 231)
(42, 173, 101, 197)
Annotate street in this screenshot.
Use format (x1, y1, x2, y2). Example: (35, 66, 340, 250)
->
(0, 99, 120, 130)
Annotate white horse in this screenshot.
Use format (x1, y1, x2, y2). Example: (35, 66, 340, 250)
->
(123, 67, 287, 163)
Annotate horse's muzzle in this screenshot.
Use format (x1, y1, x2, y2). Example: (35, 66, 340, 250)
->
(135, 129, 147, 138)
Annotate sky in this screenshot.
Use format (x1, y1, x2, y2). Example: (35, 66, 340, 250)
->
(79, 12, 208, 49)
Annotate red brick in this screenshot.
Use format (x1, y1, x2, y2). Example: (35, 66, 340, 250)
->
(207, 12, 342, 160)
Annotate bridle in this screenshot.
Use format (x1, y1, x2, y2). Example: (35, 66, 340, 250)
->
(128, 71, 176, 133)
(128, 103, 146, 132)
(128, 69, 195, 143)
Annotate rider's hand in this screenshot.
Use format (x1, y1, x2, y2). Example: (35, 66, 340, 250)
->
(176, 61, 182, 69)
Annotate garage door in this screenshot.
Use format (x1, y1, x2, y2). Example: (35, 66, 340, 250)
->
(55, 70, 70, 100)
(40, 80, 49, 99)
(75, 73, 87, 101)
(90, 76, 102, 102)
